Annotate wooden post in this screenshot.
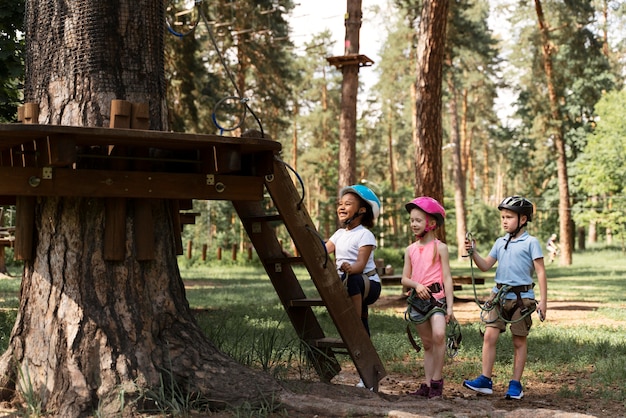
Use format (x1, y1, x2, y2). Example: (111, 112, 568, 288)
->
(231, 244, 237, 261)
(14, 103, 39, 261)
(104, 100, 131, 261)
(130, 102, 155, 261)
(201, 244, 207, 261)
(217, 247, 222, 260)
(14, 196, 35, 261)
(186, 240, 193, 259)
(170, 200, 183, 255)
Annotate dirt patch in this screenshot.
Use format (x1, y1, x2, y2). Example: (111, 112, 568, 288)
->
(268, 296, 619, 417)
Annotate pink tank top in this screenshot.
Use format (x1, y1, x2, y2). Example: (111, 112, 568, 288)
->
(408, 239, 445, 299)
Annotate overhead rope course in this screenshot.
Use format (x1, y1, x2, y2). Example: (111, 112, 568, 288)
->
(165, 0, 265, 137)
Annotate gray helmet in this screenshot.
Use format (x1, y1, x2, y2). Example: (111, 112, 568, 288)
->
(498, 196, 534, 222)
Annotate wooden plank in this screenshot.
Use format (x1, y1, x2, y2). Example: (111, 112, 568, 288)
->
(0, 124, 281, 154)
(104, 100, 132, 261)
(14, 196, 35, 260)
(0, 167, 265, 200)
(452, 276, 485, 285)
(134, 199, 155, 261)
(104, 198, 126, 261)
(179, 212, 199, 225)
(170, 200, 183, 255)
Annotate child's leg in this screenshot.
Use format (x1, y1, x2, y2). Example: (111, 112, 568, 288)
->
(416, 314, 446, 381)
(428, 314, 447, 381)
(512, 334, 527, 381)
(415, 321, 435, 383)
(481, 326, 500, 378)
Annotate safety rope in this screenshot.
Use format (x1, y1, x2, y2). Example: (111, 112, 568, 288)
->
(465, 231, 536, 325)
(166, 0, 265, 136)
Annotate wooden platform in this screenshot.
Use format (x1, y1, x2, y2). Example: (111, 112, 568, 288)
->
(0, 124, 281, 202)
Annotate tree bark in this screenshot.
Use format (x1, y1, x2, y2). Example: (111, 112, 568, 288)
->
(446, 70, 467, 260)
(534, 0, 573, 265)
(0, 1, 281, 416)
(413, 0, 449, 239)
(338, 0, 362, 188)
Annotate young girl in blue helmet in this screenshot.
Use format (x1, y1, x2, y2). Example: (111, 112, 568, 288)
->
(325, 185, 382, 387)
(401, 196, 455, 398)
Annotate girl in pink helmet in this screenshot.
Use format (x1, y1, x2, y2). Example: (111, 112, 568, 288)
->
(401, 196, 455, 398)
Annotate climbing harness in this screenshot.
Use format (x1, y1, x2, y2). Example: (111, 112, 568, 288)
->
(340, 270, 375, 300)
(465, 231, 538, 326)
(446, 318, 462, 358)
(404, 283, 460, 357)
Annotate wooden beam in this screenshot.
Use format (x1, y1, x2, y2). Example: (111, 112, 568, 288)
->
(14, 196, 35, 261)
(133, 198, 155, 261)
(0, 167, 264, 200)
(105, 100, 132, 261)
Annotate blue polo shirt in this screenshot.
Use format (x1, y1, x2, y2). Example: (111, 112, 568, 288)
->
(488, 231, 543, 299)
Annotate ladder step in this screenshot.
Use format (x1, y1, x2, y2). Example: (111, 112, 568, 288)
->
(241, 214, 283, 223)
(309, 337, 346, 349)
(265, 256, 304, 265)
(289, 297, 324, 307)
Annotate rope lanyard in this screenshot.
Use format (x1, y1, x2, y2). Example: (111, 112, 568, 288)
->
(465, 232, 536, 325)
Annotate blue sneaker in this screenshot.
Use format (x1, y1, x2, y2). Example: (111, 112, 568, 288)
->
(505, 380, 524, 400)
(463, 375, 493, 395)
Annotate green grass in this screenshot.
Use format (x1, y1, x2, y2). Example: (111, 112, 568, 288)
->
(1, 248, 626, 413)
(179, 249, 626, 407)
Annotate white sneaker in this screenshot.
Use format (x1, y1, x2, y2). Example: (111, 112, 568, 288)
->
(356, 378, 374, 391)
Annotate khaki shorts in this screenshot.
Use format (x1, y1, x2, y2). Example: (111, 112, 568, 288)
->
(484, 298, 536, 336)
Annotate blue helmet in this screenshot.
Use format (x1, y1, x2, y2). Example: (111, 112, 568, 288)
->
(340, 184, 381, 220)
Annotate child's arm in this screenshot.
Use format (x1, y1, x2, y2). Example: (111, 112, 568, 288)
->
(340, 245, 373, 275)
(534, 257, 548, 320)
(400, 247, 430, 299)
(400, 246, 413, 291)
(465, 238, 497, 271)
(439, 242, 455, 320)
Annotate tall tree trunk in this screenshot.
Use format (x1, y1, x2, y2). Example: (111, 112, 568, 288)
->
(413, 0, 449, 240)
(338, 0, 362, 188)
(446, 70, 467, 260)
(534, 0, 573, 265)
(0, 1, 280, 416)
(387, 103, 399, 239)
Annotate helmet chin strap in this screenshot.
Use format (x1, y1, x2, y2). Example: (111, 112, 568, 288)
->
(417, 215, 436, 238)
(343, 211, 364, 227)
(504, 215, 527, 250)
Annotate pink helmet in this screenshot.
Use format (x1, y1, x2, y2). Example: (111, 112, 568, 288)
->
(405, 196, 446, 228)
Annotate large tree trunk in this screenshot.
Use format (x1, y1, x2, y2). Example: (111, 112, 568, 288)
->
(0, 1, 280, 416)
(338, 0, 362, 188)
(413, 0, 449, 239)
(534, 0, 573, 265)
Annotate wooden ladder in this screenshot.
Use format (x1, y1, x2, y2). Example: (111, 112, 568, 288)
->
(232, 157, 387, 390)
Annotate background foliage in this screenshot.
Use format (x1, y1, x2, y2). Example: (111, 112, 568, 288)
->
(2, 0, 626, 258)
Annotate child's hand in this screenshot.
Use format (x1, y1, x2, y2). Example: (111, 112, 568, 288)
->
(415, 284, 431, 299)
(340, 262, 352, 275)
(536, 299, 546, 321)
(464, 238, 475, 255)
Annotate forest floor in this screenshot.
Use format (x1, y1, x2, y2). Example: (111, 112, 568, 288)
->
(262, 295, 622, 418)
